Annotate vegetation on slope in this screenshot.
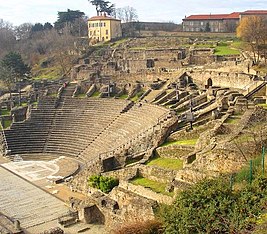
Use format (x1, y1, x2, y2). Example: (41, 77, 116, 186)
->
(131, 177, 173, 196)
(157, 163, 267, 233)
(146, 156, 183, 170)
(88, 175, 119, 193)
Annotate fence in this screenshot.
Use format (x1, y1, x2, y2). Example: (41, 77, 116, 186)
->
(230, 146, 266, 189)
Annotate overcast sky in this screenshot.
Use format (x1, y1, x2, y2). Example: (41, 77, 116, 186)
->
(0, 0, 266, 26)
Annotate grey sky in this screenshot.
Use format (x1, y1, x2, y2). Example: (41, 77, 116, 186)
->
(0, 0, 266, 26)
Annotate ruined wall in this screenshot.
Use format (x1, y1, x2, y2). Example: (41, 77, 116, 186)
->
(188, 70, 253, 89)
(119, 181, 173, 205)
(156, 145, 193, 159)
(138, 165, 176, 184)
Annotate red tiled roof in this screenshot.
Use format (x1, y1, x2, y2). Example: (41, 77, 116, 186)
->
(88, 15, 120, 21)
(224, 12, 241, 19)
(183, 12, 240, 21)
(241, 10, 267, 15)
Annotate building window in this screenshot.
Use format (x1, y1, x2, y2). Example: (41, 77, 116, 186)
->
(106, 29, 108, 35)
(200, 22, 204, 26)
(104, 22, 106, 27)
(106, 36, 108, 39)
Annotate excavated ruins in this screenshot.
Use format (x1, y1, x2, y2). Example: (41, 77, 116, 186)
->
(0, 37, 267, 233)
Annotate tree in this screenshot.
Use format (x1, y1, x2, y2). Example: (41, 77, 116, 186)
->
(89, 0, 114, 16)
(31, 23, 44, 33)
(113, 6, 138, 23)
(43, 22, 53, 30)
(237, 16, 267, 64)
(2, 52, 30, 78)
(205, 22, 211, 32)
(113, 6, 138, 37)
(0, 63, 15, 98)
(54, 9, 85, 33)
(0, 19, 16, 58)
(15, 23, 32, 40)
(2, 52, 30, 105)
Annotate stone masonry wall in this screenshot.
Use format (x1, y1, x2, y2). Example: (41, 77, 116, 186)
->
(188, 70, 253, 90)
(119, 181, 173, 205)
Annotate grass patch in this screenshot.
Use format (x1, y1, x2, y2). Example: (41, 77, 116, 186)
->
(225, 116, 241, 124)
(118, 94, 128, 99)
(214, 45, 240, 56)
(91, 91, 100, 97)
(1, 109, 10, 116)
(146, 156, 183, 170)
(21, 102, 28, 107)
(2, 119, 12, 129)
(257, 104, 267, 110)
(161, 139, 198, 147)
(111, 38, 129, 48)
(131, 90, 144, 102)
(76, 93, 87, 98)
(131, 177, 173, 196)
(33, 66, 62, 80)
(48, 93, 57, 97)
(234, 156, 263, 183)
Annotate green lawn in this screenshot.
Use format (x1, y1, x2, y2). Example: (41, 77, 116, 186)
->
(146, 157, 183, 170)
(1, 109, 10, 116)
(118, 94, 128, 99)
(161, 139, 198, 147)
(2, 119, 12, 129)
(48, 93, 57, 97)
(91, 91, 100, 97)
(77, 93, 87, 98)
(130, 91, 144, 102)
(131, 177, 173, 196)
(257, 104, 267, 110)
(225, 116, 241, 124)
(214, 45, 240, 56)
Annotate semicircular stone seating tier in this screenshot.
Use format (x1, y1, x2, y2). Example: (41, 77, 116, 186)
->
(4, 96, 172, 163)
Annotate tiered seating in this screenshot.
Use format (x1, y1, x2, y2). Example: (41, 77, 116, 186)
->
(4, 92, 172, 164)
(44, 98, 130, 157)
(4, 97, 56, 154)
(79, 103, 171, 161)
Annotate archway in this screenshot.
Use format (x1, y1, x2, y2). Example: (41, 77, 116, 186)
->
(207, 78, 213, 88)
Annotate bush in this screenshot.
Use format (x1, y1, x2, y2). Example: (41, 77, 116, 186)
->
(112, 220, 164, 234)
(88, 175, 119, 193)
(157, 176, 267, 233)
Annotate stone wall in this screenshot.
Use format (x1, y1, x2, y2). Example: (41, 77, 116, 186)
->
(188, 70, 253, 89)
(138, 165, 176, 184)
(156, 145, 193, 159)
(119, 180, 173, 205)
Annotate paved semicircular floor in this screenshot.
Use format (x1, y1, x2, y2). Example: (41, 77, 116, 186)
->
(0, 166, 69, 229)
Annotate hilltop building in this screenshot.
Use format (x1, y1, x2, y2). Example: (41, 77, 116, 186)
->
(240, 10, 267, 20)
(183, 10, 267, 32)
(182, 12, 240, 32)
(88, 14, 122, 44)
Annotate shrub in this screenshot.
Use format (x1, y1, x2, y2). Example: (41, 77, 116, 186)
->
(157, 176, 267, 233)
(88, 175, 119, 193)
(112, 220, 164, 234)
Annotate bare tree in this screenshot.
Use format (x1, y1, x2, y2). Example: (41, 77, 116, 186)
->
(113, 6, 138, 23)
(15, 23, 33, 40)
(0, 19, 16, 58)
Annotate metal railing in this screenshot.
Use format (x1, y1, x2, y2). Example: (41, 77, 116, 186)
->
(94, 110, 176, 164)
(0, 121, 8, 155)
